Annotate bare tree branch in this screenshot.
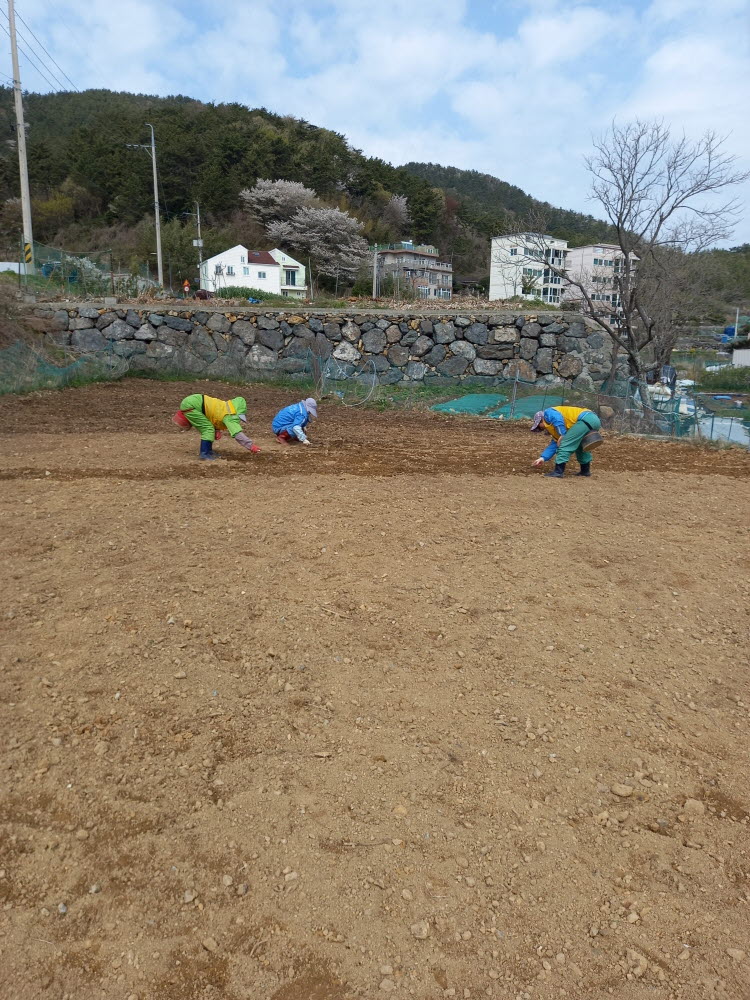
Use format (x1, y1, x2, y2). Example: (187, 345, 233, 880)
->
(492, 121, 748, 388)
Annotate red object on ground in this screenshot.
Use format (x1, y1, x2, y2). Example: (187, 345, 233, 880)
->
(172, 410, 190, 428)
(250, 444, 261, 454)
(276, 431, 293, 443)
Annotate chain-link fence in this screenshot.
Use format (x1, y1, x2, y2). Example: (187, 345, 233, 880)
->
(19, 241, 151, 299)
(429, 370, 749, 446)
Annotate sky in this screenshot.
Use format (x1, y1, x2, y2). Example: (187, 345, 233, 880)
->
(4, 0, 750, 243)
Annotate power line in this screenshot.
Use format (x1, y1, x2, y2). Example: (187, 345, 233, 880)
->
(0, 20, 61, 92)
(0, 9, 65, 92)
(15, 12, 78, 91)
(45, 1, 109, 88)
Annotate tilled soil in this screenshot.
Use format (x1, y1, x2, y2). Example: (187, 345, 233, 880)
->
(1, 380, 749, 1000)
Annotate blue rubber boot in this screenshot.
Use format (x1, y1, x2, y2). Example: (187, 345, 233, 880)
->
(199, 439, 219, 461)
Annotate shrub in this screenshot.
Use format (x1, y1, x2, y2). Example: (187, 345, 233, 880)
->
(695, 367, 750, 393)
(214, 286, 288, 303)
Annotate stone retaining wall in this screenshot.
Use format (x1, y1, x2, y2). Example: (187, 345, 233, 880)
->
(32, 304, 621, 390)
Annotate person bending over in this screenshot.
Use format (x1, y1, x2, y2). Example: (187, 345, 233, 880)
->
(174, 393, 260, 461)
(530, 405, 601, 478)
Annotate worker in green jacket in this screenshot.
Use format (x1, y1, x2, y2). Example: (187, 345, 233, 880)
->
(173, 393, 260, 460)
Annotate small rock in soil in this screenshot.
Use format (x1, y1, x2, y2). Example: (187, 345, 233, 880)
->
(201, 937, 219, 953)
(411, 920, 430, 939)
(611, 783, 634, 797)
(684, 798, 705, 815)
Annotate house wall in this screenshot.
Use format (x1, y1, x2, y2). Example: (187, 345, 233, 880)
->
(269, 250, 306, 298)
(378, 251, 453, 299)
(34, 304, 621, 391)
(564, 245, 628, 308)
(489, 236, 567, 303)
(731, 348, 750, 368)
(200, 248, 280, 293)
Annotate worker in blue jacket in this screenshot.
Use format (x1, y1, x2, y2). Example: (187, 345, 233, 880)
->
(272, 398, 318, 445)
(530, 405, 601, 478)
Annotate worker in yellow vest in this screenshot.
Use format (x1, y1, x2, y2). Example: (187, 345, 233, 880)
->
(173, 393, 260, 460)
(530, 405, 601, 478)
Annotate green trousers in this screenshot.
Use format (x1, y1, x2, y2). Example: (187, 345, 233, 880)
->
(180, 393, 215, 441)
(556, 412, 601, 465)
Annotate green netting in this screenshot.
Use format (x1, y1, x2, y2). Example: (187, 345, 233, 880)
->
(0, 339, 128, 395)
(432, 393, 507, 415)
(21, 241, 148, 298)
(488, 393, 566, 420)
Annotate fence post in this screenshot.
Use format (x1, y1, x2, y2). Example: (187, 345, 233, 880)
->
(510, 370, 519, 419)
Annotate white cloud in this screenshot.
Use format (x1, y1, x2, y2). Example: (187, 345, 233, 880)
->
(8, 0, 750, 242)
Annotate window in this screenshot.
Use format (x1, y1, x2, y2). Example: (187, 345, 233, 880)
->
(226, 266, 235, 276)
(284, 269, 296, 286)
(510, 248, 518, 256)
(240, 255, 246, 263)
(243, 267, 249, 276)
(258, 271, 266, 279)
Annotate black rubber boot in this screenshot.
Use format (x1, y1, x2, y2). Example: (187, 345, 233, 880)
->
(199, 439, 219, 461)
(545, 462, 567, 478)
(576, 463, 591, 477)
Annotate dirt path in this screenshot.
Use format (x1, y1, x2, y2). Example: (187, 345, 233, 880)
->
(1, 380, 749, 1000)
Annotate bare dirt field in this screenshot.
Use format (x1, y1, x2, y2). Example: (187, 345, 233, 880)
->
(1, 379, 749, 1000)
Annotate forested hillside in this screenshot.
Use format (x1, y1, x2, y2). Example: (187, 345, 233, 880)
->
(0, 86, 746, 313)
(0, 87, 617, 276)
(402, 162, 618, 247)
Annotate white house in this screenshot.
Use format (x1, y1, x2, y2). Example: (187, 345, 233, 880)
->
(489, 234, 567, 304)
(199, 245, 307, 297)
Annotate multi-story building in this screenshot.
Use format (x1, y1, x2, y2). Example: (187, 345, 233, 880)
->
(489, 234, 568, 304)
(199, 245, 307, 297)
(372, 242, 453, 299)
(563, 243, 632, 312)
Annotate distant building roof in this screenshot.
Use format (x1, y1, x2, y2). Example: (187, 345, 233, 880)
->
(201, 245, 280, 267)
(245, 250, 279, 266)
(370, 242, 439, 255)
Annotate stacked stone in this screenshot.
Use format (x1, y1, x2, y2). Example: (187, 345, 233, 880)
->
(34, 306, 617, 390)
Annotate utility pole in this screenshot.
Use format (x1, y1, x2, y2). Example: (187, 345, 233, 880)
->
(195, 202, 202, 266)
(371, 250, 378, 299)
(193, 201, 203, 285)
(145, 124, 163, 286)
(8, 0, 34, 275)
(126, 125, 163, 286)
